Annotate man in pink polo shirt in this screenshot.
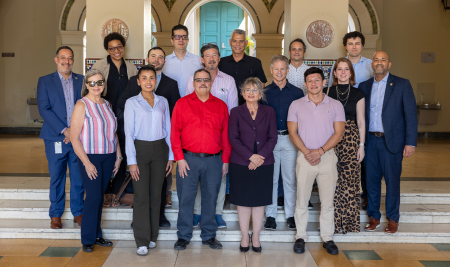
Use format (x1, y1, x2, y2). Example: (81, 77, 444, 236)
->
(287, 67, 345, 255)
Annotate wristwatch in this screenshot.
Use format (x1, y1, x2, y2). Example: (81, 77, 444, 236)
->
(359, 143, 365, 147)
(116, 157, 123, 160)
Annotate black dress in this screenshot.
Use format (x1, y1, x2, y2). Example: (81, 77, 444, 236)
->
(229, 140, 274, 207)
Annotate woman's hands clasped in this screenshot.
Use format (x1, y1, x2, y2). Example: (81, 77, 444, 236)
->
(248, 154, 265, 170)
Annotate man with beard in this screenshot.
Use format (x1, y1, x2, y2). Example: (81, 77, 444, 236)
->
(37, 46, 84, 229)
(185, 43, 238, 228)
(359, 51, 417, 234)
(117, 46, 181, 227)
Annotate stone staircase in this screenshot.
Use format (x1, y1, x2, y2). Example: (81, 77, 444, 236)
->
(1, 178, 450, 243)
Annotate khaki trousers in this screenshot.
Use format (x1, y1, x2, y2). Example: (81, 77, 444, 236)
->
(194, 174, 226, 215)
(294, 149, 338, 242)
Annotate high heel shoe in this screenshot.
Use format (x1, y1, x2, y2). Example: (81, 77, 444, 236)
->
(239, 233, 250, 252)
(250, 233, 262, 253)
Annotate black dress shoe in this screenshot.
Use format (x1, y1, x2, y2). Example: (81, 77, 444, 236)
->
(293, 238, 305, 254)
(252, 245, 262, 253)
(308, 201, 314, 210)
(286, 217, 296, 230)
(174, 239, 189, 250)
(323, 240, 339, 255)
(95, 237, 113, 246)
(277, 196, 284, 207)
(202, 238, 223, 250)
(82, 244, 94, 252)
(264, 217, 277, 230)
(239, 245, 249, 252)
(159, 215, 171, 227)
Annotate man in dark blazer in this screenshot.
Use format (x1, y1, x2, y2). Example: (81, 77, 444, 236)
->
(117, 47, 180, 228)
(359, 51, 418, 234)
(37, 46, 84, 229)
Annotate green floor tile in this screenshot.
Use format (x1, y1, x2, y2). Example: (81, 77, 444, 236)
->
(431, 244, 450, 251)
(420, 261, 450, 267)
(342, 250, 382, 260)
(39, 247, 80, 257)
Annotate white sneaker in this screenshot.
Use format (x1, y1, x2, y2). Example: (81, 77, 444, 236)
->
(149, 241, 156, 249)
(137, 246, 148, 256)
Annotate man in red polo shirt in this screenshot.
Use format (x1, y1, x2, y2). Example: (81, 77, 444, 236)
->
(171, 69, 231, 251)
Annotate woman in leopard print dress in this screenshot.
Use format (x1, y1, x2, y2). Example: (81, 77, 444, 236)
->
(324, 58, 366, 234)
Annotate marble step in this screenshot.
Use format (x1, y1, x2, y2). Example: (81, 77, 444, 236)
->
(0, 219, 449, 243)
(1, 199, 450, 224)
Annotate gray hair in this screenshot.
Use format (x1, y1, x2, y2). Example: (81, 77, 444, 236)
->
(270, 55, 289, 68)
(240, 77, 267, 103)
(231, 29, 246, 38)
(82, 69, 107, 97)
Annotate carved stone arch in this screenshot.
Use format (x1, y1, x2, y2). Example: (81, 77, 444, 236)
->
(59, 0, 86, 31)
(151, 4, 163, 32)
(348, 0, 380, 35)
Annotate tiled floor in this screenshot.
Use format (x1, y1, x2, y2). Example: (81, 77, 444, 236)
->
(1, 239, 450, 266)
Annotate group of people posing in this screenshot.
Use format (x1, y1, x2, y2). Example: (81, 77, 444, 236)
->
(37, 24, 418, 256)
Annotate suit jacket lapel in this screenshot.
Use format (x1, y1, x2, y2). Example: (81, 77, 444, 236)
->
(158, 73, 168, 92)
(365, 79, 374, 122)
(52, 71, 67, 109)
(239, 104, 256, 126)
(254, 103, 266, 125)
(72, 73, 82, 101)
(382, 74, 395, 111)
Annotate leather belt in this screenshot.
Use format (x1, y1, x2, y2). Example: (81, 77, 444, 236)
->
(369, 132, 385, 137)
(183, 149, 221, 158)
(278, 130, 289, 136)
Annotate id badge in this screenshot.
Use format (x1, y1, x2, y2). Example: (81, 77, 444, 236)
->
(55, 142, 62, 154)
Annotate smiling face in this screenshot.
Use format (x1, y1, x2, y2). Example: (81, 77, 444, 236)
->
(54, 49, 74, 75)
(138, 70, 156, 93)
(242, 84, 261, 103)
(334, 62, 351, 84)
(107, 39, 124, 61)
(372, 51, 391, 75)
(289, 41, 306, 62)
(305, 73, 327, 96)
(86, 74, 105, 97)
(201, 48, 220, 70)
(171, 29, 189, 51)
(345, 37, 363, 58)
(147, 49, 165, 71)
(193, 71, 211, 95)
(270, 60, 289, 83)
(229, 33, 248, 55)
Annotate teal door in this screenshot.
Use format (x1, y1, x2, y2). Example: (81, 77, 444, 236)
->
(200, 1, 244, 57)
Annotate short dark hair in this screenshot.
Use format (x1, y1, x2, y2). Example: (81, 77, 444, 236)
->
(103, 32, 126, 50)
(137, 64, 157, 77)
(56, 46, 74, 57)
(193, 69, 211, 80)
(171, 24, 189, 37)
(304, 67, 324, 81)
(147, 47, 166, 58)
(200, 43, 220, 57)
(343, 31, 365, 47)
(289, 38, 307, 52)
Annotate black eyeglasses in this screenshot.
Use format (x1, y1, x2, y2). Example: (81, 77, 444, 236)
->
(86, 80, 105, 87)
(173, 35, 188, 40)
(202, 42, 217, 46)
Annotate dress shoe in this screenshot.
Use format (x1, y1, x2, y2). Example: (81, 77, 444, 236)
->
(286, 217, 296, 230)
(51, 217, 62, 229)
(323, 240, 339, 255)
(308, 201, 314, 210)
(174, 239, 189, 250)
(364, 216, 381, 231)
(82, 244, 94, 252)
(202, 238, 223, 250)
(264, 217, 277, 230)
(293, 238, 305, 254)
(73, 215, 82, 226)
(250, 233, 262, 253)
(385, 218, 399, 234)
(165, 193, 172, 207)
(362, 197, 368, 210)
(95, 237, 113, 246)
(159, 215, 171, 227)
(277, 196, 284, 207)
(224, 193, 230, 205)
(239, 244, 249, 252)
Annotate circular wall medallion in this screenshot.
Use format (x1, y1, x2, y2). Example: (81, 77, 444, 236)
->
(306, 20, 334, 48)
(101, 19, 129, 41)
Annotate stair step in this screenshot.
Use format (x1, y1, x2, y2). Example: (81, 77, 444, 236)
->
(0, 219, 449, 243)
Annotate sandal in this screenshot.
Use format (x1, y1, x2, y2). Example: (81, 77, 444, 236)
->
(103, 194, 112, 207)
(111, 194, 121, 207)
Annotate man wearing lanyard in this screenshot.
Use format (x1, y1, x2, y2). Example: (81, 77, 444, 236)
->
(162, 24, 203, 97)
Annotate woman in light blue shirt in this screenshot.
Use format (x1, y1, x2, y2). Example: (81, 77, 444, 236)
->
(124, 65, 174, 256)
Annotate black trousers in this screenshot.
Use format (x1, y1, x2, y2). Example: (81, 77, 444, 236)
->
(105, 141, 127, 195)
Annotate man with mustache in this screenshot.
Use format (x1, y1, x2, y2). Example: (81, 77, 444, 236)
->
(185, 43, 238, 229)
(37, 46, 85, 229)
(359, 51, 417, 234)
(117, 47, 181, 228)
(172, 69, 231, 250)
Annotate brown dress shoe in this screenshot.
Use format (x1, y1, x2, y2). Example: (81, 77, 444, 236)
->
(51, 217, 62, 229)
(385, 219, 399, 234)
(73, 215, 82, 226)
(166, 194, 172, 207)
(364, 216, 380, 231)
(362, 197, 368, 210)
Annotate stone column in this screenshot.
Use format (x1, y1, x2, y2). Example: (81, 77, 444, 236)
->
(60, 31, 86, 75)
(152, 32, 174, 57)
(252, 33, 285, 82)
(284, 0, 349, 59)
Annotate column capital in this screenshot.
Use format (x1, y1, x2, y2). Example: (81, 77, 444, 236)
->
(252, 33, 284, 48)
(59, 30, 86, 46)
(152, 32, 174, 55)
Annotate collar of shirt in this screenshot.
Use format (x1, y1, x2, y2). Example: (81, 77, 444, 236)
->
(374, 72, 390, 85)
(168, 50, 193, 60)
(303, 93, 330, 105)
(267, 81, 296, 91)
(346, 55, 369, 65)
(289, 62, 307, 70)
(106, 55, 125, 66)
(57, 71, 73, 82)
(227, 53, 247, 63)
(188, 91, 216, 102)
(136, 92, 161, 106)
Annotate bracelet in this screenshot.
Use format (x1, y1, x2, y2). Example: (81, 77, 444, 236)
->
(320, 147, 326, 154)
(116, 157, 123, 160)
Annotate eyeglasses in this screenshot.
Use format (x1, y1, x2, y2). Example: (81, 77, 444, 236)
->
(86, 80, 105, 87)
(108, 45, 124, 52)
(194, 78, 211, 83)
(202, 42, 217, 46)
(244, 88, 259, 94)
(173, 35, 188, 40)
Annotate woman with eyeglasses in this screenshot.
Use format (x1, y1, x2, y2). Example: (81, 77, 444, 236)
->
(92, 32, 138, 207)
(228, 77, 277, 253)
(70, 69, 122, 252)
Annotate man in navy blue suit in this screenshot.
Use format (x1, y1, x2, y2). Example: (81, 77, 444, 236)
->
(37, 46, 84, 229)
(359, 51, 418, 234)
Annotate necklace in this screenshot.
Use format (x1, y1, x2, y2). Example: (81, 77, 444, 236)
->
(248, 105, 258, 116)
(336, 84, 351, 107)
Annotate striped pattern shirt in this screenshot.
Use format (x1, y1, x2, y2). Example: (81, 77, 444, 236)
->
(79, 97, 117, 154)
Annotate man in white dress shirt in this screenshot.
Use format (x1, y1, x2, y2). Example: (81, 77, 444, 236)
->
(286, 39, 311, 96)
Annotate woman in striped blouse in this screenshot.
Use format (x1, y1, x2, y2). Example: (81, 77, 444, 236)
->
(70, 69, 122, 253)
